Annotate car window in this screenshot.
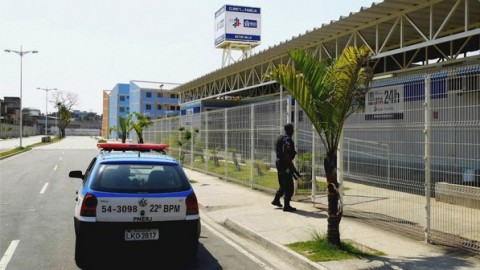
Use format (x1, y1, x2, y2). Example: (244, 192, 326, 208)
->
(90, 163, 190, 193)
(83, 157, 97, 184)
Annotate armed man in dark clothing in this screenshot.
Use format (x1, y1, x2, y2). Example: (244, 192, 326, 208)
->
(272, 123, 301, 212)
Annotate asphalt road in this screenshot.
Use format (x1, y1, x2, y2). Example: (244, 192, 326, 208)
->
(0, 137, 279, 270)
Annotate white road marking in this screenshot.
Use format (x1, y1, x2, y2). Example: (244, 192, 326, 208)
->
(53, 165, 58, 171)
(202, 222, 275, 270)
(0, 240, 20, 270)
(40, 183, 49, 194)
(59, 157, 62, 161)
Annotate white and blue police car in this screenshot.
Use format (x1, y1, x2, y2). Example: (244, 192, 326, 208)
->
(69, 143, 200, 268)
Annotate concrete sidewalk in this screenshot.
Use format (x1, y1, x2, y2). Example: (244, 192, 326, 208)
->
(185, 168, 480, 270)
(0, 135, 45, 151)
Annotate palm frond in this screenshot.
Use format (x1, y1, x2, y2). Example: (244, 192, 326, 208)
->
(266, 46, 372, 152)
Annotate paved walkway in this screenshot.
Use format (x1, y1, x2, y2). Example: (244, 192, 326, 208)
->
(0, 135, 45, 151)
(185, 168, 480, 270)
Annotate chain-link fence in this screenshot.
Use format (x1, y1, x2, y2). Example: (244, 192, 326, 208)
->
(144, 65, 480, 254)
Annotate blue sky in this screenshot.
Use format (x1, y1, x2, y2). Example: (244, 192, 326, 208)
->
(1, 0, 375, 114)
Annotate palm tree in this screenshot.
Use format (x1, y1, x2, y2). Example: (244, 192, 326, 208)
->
(117, 114, 134, 143)
(267, 46, 373, 246)
(131, 112, 152, 144)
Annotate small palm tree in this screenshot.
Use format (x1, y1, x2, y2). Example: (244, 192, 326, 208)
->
(118, 114, 134, 143)
(267, 46, 373, 246)
(131, 112, 152, 144)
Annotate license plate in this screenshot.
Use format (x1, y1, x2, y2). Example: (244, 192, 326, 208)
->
(125, 229, 159, 241)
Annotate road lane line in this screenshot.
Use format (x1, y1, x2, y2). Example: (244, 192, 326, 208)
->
(53, 165, 58, 171)
(0, 240, 20, 270)
(40, 183, 49, 194)
(202, 222, 275, 270)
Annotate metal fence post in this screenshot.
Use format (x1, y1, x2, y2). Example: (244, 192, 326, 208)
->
(190, 115, 194, 168)
(424, 73, 432, 243)
(250, 104, 255, 188)
(293, 97, 298, 194)
(280, 85, 283, 132)
(338, 130, 344, 207)
(311, 125, 316, 201)
(225, 109, 228, 179)
(205, 111, 209, 171)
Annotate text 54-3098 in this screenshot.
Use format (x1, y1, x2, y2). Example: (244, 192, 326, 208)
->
(101, 205, 138, 213)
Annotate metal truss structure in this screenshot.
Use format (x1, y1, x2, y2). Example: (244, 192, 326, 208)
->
(178, 0, 480, 105)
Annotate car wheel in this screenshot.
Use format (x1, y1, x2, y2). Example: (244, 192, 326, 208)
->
(184, 239, 199, 263)
(75, 237, 90, 269)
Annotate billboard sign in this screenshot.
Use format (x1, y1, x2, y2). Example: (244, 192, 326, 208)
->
(215, 5, 261, 47)
(365, 85, 404, 120)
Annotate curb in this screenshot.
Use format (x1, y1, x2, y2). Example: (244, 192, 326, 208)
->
(0, 148, 31, 160)
(223, 218, 328, 270)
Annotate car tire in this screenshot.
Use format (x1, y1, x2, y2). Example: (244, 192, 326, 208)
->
(75, 237, 90, 269)
(184, 239, 199, 263)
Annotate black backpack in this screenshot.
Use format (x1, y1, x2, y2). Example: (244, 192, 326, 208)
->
(275, 134, 288, 160)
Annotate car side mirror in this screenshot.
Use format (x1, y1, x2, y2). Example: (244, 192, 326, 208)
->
(69, 170, 84, 179)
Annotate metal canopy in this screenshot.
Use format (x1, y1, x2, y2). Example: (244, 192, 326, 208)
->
(176, 0, 480, 104)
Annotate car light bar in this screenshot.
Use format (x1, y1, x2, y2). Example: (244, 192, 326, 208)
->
(97, 143, 169, 152)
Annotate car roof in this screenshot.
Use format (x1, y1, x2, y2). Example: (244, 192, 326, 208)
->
(96, 151, 180, 165)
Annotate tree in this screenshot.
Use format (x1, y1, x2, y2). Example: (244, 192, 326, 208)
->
(176, 127, 199, 164)
(112, 113, 153, 144)
(131, 112, 152, 144)
(52, 91, 79, 138)
(267, 46, 373, 246)
(118, 114, 133, 143)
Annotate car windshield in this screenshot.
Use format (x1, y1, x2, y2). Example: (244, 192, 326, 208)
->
(90, 163, 190, 193)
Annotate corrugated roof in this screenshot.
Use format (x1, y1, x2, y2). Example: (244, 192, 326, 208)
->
(173, 0, 480, 94)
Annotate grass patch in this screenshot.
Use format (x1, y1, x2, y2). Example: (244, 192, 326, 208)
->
(287, 234, 384, 262)
(184, 157, 326, 194)
(0, 146, 31, 158)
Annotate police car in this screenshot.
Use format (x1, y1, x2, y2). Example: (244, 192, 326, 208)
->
(69, 143, 200, 268)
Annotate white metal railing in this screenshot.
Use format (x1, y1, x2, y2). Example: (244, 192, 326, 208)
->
(144, 65, 480, 254)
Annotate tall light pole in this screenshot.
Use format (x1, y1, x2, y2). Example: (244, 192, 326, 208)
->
(4, 46, 38, 148)
(37, 87, 57, 138)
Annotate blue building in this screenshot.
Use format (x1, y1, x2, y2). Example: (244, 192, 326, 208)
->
(108, 83, 130, 139)
(107, 81, 180, 140)
(129, 81, 180, 119)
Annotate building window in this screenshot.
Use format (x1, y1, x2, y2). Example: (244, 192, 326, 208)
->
(146, 92, 152, 98)
(146, 104, 151, 110)
(157, 93, 163, 98)
(170, 94, 176, 98)
(298, 110, 304, 122)
(170, 105, 176, 110)
(119, 107, 125, 113)
(119, 96, 125, 101)
(157, 104, 162, 110)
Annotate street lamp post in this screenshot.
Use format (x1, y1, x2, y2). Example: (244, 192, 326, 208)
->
(37, 87, 58, 138)
(4, 46, 38, 148)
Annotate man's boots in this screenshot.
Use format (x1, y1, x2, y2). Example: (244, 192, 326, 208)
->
(283, 199, 296, 212)
(271, 194, 283, 208)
